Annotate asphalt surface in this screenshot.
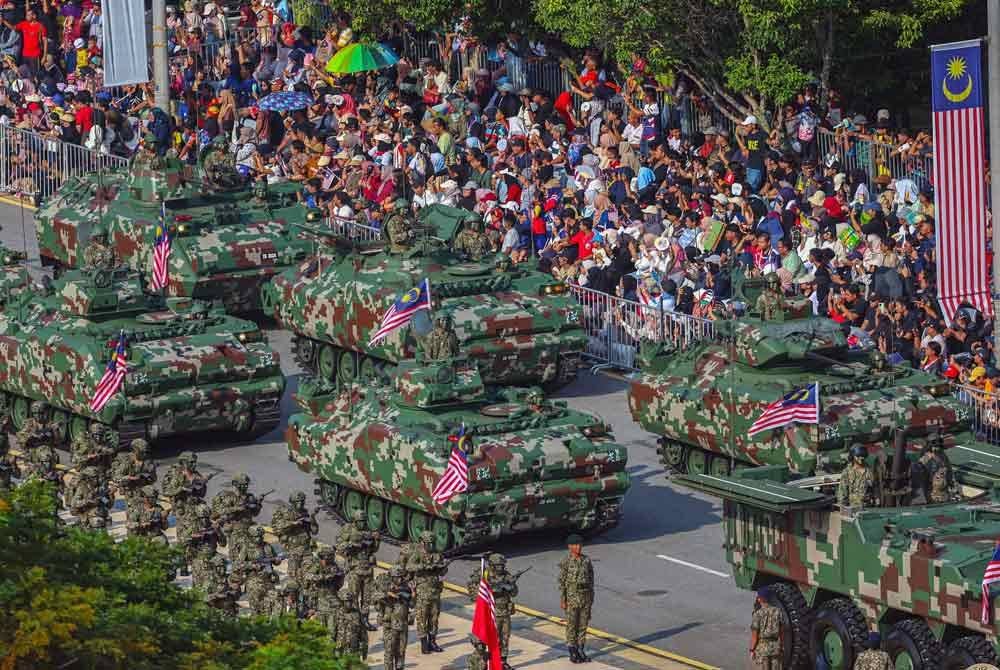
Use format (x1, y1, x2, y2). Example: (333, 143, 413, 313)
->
(1, 201, 751, 667)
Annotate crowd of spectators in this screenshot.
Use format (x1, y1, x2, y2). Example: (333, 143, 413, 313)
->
(0, 0, 988, 397)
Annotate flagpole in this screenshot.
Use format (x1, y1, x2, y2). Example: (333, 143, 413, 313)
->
(989, 0, 1000, 341)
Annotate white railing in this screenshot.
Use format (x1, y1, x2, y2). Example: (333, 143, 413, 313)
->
(326, 216, 383, 243)
(953, 383, 1000, 445)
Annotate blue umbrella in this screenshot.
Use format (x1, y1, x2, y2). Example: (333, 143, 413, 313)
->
(258, 91, 314, 112)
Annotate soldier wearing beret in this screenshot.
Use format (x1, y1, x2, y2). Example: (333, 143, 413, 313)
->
(559, 533, 594, 663)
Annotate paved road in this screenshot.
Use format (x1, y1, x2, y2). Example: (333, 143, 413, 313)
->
(1, 201, 752, 667)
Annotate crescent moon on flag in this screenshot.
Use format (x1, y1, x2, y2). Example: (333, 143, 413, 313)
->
(942, 73, 973, 103)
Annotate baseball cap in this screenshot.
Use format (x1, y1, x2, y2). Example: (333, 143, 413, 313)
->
(741, 115, 758, 126)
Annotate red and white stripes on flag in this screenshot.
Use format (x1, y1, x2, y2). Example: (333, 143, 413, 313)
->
(151, 201, 171, 291)
(982, 543, 1000, 624)
(431, 447, 469, 505)
(90, 331, 128, 413)
(471, 560, 503, 670)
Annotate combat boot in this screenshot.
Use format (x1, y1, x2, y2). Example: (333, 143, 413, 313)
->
(364, 615, 377, 631)
(502, 657, 514, 670)
(429, 634, 444, 652)
(577, 646, 591, 663)
(420, 636, 430, 654)
(568, 645, 581, 663)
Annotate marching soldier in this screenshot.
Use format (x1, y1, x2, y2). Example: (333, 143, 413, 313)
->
(336, 590, 369, 659)
(378, 566, 412, 670)
(302, 546, 344, 636)
(65, 465, 110, 530)
(270, 490, 318, 583)
(838, 446, 876, 509)
(17, 402, 51, 451)
(852, 632, 891, 670)
(559, 534, 594, 664)
(338, 509, 379, 630)
(176, 501, 222, 590)
(211, 472, 266, 560)
(467, 635, 491, 670)
(275, 579, 308, 620)
(234, 526, 281, 616)
(110, 438, 157, 514)
(127, 485, 167, 544)
(71, 423, 115, 486)
(406, 530, 447, 654)
(204, 554, 238, 617)
(0, 431, 20, 493)
(423, 314, 460, 361)
(468, 553, 519, 669)
(749, 588, 782, 670)
(162, 451, 210, 524)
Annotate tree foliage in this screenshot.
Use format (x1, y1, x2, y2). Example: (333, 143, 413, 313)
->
(0, 482, 364, 670)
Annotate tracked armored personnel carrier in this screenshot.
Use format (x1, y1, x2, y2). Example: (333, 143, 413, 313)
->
(0, 267, 284, 446)
(285, 360, 629, 552)
(263, 204, 586, 387)
(34, 154, 318, 313)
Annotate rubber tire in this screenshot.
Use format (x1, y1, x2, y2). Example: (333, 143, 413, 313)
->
(408, 510, 430, 540)
(386, 503, 408, 540)
(359, 357, 378, 384)
(365, 496, 385, 532)
(11, 396, 28, 431)
(884, 619, 943, 670)
(942, 635, 999, 670)
(431, 517, 452, 553)
(809, 598, 868, 670)
(768, 582, 811, 670)
(317, 480, 341, 508)
(317, 344, 338, 382)
(342, 489, 365, 521)
(708, 454, 731, 477)
(685, 447, 708, 475)
(338, 350, 357, 382)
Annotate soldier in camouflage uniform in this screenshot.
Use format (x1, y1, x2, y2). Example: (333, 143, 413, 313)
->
(0, 430, 20, 494)
(127, 485, 167, 544)
(233, 525, 280, 615)
(559, 534, 594, 663)
(336, 587, 368, 659)
(65, 465, 110, 529)
(82, 231, 115, 271)
(339, 509, 379, 630)
(453, 218, 492, 260)
(204, 554, 238, 617)
(71, 423, 115, 487)
(378, 566, 413, 670)
(406, 530, 447, 654)
(384, 198, 414, 252)
(270, 490, 317, 583)
(468, 553, 518, 669)
(211, 472, 263, 560)
(749, 588, 782, 670)
(275, 579, 308, 620)
(852, 632, 891, 670)
(17, 403, 51, 452)
(162, 451, 209, 524)
(838, 445, 876, 508)
(917, 440, 957, 504)
(754, 273, 785, 321)
(302, 546, 344, 635)
(110, 438, 157, 516)
(423, 314, 460, 361)
(467, 635, 491, 670)
(177, 501, 222, 590)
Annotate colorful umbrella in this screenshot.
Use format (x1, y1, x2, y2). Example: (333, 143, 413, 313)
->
(258, 91, 313, 112)
(325, 42, 399, 74)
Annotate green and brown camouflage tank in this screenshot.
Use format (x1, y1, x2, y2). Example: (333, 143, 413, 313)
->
(677, 458, 1000, 670)
(285, 360, 629, 553)
(34, 155, 320, 313)
(628, 271, 967, 476)
(0, 266, 284, 446)
(261, 204, 586, 387)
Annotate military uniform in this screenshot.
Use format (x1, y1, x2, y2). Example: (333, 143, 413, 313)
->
(338, 510, 379, 629)
(176, 502, 221, 590)
(210, 472, 262, 560)
(918, 448, 956, 503)
(755, 274, 785, 321)
(750, 603, 782, 669)
(469, 554, 518, 666)
(110, 439, 157, 515)
(384, 201, 414, 252)
(559, 535, 594, 662)
(336, 592, 369, 659)
(274, 580, 308, 620)
(406, 531, 447, 653)
(270, 491, 317, 583)
(379, 567, 412, 670)
(16, 404, 51, 452)
(127, 486, 167, 543)
(0, 434, 18, 493)
(162, 452, 209, 523)
(232, 526, 280, 615)
(70, 424, 115, 487)
(852, 649, 892, 670)
(837, 462, 875, 508)
(423, 318, 460, 361)
(82, 239, 114, 271)
(204, 555, 238, 617)
(454, 225, 492, 260)
(65, 465, 109, 529)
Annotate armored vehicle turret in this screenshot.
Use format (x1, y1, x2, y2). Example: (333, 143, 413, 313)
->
(629, 271, 966, 475)
(262, 204, 587, 387)
(286, 360, 629, 553)
(0, 267, 284, 445)
(34, 154, 320, 313)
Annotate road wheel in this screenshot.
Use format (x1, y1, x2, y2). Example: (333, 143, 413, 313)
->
(809, 598, 868, 670)
(68, 415, 90, 444)
(342, 489, 365, 521)
(386, 503, 408, 540)
(358, 356, 378, 384)
(942, 635, 999, 670)
(431, 517, 452, 553)
(365, 496, 385, 532)
(11, 396, 29, 431)
(317, 344, 338, 382)
(657, 439, 685, 471)
(884, 619, 943, 670)
(685, 448, 708, 475)
(49, 410, 69, 446)
(408, 510, 430, 540)
(768, 582, 811, 669)
(708, 455, 731, 477)
(338, 350, 358, 383)
(317, 480, 341, 508)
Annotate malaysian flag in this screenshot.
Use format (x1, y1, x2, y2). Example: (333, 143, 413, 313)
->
(982, 543, 1000, 624)
(931, 40, 991, 320)
(90, 330, 129, 413)
(471, 559, 503, 670)
(368, 279, 431, 346)
(748, 383, 820, 437)
(431, 436, 469, 505)
(151, 201, 171, 291)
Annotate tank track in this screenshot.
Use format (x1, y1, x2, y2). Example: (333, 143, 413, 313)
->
(115, 422, 148, 448)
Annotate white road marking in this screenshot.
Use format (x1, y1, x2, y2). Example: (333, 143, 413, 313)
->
(657, 554, 730, 578)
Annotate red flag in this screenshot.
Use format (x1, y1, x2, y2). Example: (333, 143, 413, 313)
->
(471, 561, 503, 670)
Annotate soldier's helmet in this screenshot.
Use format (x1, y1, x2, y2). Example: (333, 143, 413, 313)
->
(80, 465, 100, 479)
(231, 472, 250, 488)
(434, 313, 452, 327)
(764, 272, 781, 288)
(142, 132, 157, 146)
(930, 435, 945, 451)
(140, 485, 158, 500)
(178, 451, 197, 465)
(317, 546, 337, 561)
(850, 445, 868, 460)
(290, 491, 306, 506)
(393, 197, 409, 212)
(389, 566, 406, 581)
(488, 553, 507, 568)
(351, 509, 366, 525)
(526, 389, 544, 405)
(30, 403, 47, 418)
(283, 580, 300, 594)
(89, 422, 104, 437)
(211, 554, 228, 570)
(131, 438, 150, 455)
(197, 503, 212, 518)
(252, 525, 265, 539)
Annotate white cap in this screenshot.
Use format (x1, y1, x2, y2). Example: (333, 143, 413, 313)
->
(741, 115, 757, 126)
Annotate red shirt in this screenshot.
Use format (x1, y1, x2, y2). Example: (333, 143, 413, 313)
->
(15, 20, 46, 58)
(570, 229, 594, 260)
(75, 105, 93, 133)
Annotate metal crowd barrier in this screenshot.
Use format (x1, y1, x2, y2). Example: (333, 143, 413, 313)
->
(0, 125, 128, 202)
(326, 216, 383, 243)
(569, 284, 716, 371)
(953, 383, 1000, 445)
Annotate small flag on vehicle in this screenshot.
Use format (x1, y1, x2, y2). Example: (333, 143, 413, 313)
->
(431, 435, 469, 505)
(982, 542, 1000, 624)
(471, 558, 503, 670)
(747, 383, 820, 436)
(90, 330, 129, 413)
(368, 279, 431, 346)
(151, 200, 171, 291)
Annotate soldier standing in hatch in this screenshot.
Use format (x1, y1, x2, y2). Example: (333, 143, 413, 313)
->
(339, 509, 379, 630)
(918, 440, 957, 503)
(469, 553, 518, 669)
(379, 566, 412, 670)
(423, 314, 460, 361)
(749, 588, 782, 669)
(127, 485, 168, 543)
(837, 445, 876, 508)
(211, 472, 262, 560)
(177, 501, 222, 590)
(755, 273, 785, 321)
(233, 525, 280, 614)
(204, 554, 238, 617)
(71, 423, 115, 488)
(65, 465, 109, 529)
(270, 490, 317, 583)
(82, 231, 115, 271)
(384, 198, 415, 252)
(111, 439, 157, 516)
(852, 632, 891, 670)
(453, 217, 493, 260)
(559, 533, 595, 664)
(162, 451, 209, 524)
(407, 530, 447, 654)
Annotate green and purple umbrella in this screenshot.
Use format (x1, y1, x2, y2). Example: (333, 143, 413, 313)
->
(325, 43, 399, 74)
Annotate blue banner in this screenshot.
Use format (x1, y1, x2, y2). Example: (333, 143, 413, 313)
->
(931, 39, 983, 113)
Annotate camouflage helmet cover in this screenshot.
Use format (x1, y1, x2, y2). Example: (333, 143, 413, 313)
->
(131, 438, 150, 454)
(231, 472, 250, 487)
(351, 509, 366, 522)
(178, 451, 197, 465)
(290, 490, 306, 505)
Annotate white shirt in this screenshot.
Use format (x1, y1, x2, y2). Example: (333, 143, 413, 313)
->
(623, 123, 643, 147)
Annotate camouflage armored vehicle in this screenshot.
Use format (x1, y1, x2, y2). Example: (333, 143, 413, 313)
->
(34, 153, 319, 313)
(629, 271, 966, 476)
(0, 267, 284, 446)
(262, 204, 587, 387)
(0, 244, 30, 305)
(285, 359, 629, 552)
(677, 453, 1000, 670)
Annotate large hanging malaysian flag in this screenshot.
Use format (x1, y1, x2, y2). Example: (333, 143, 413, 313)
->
(151, 201, 171, 291)
(931, 39, 991, 319)
(90, 330, 129, 413)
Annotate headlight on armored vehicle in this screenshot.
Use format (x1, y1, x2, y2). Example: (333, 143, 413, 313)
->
(306, 209, 321, 222)
(541, 283, 567, 296)
(237, 330, 263, 343)
(926, 383, 952, 397)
